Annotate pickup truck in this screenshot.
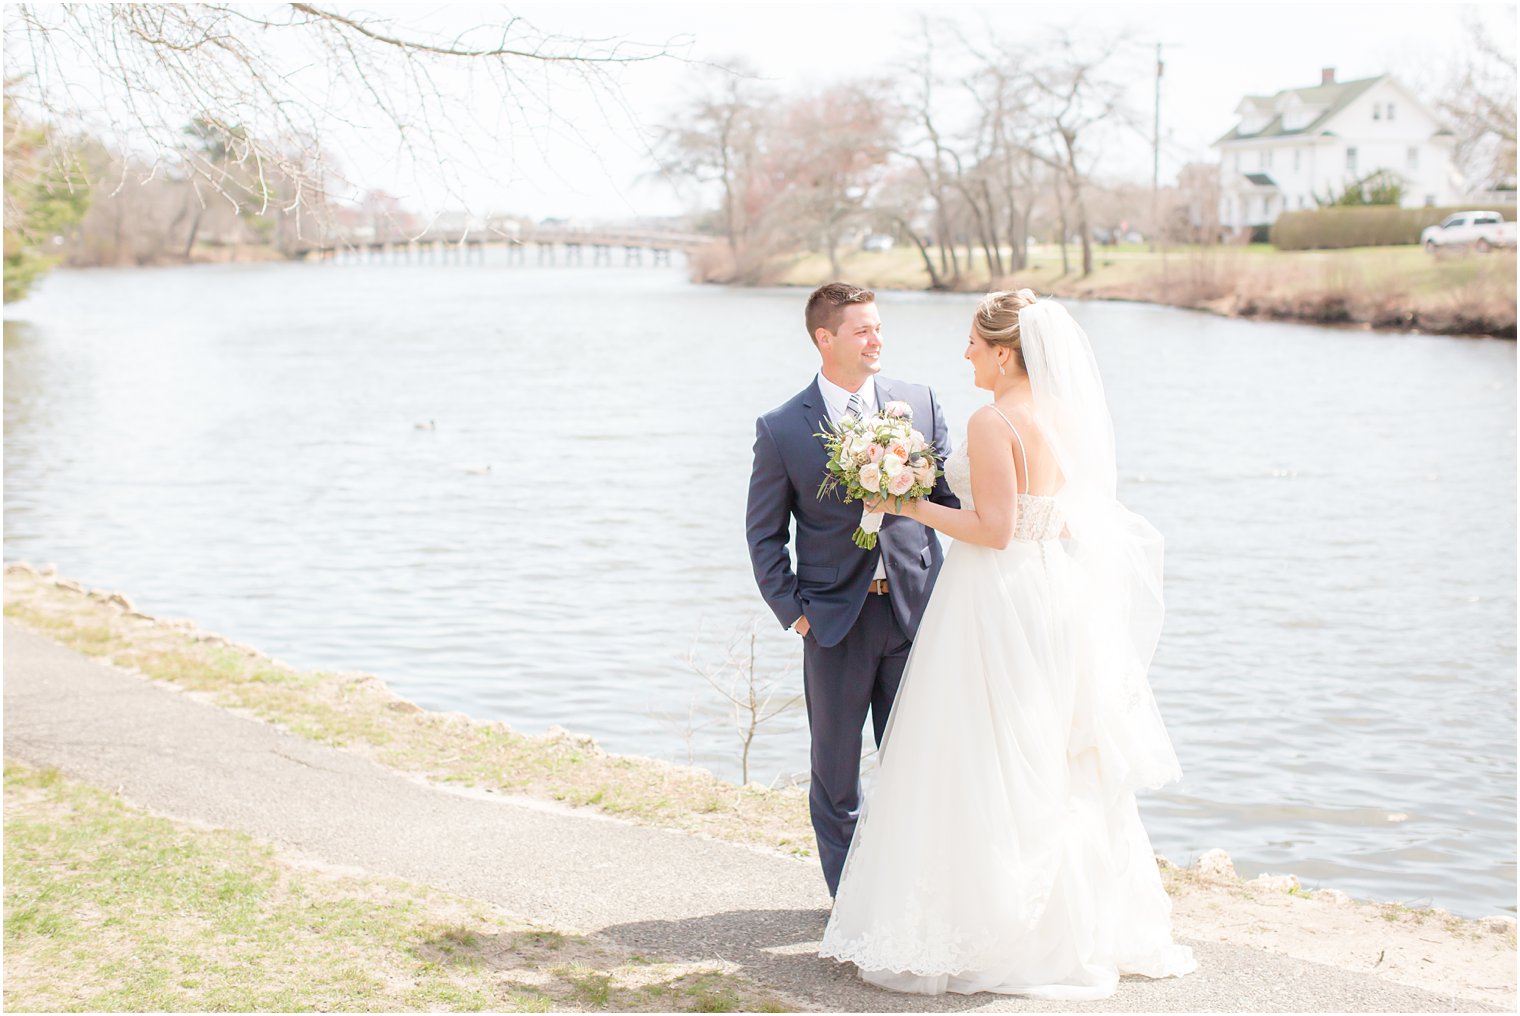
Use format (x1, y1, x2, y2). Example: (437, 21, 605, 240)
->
(1421, 211, 1517, 253)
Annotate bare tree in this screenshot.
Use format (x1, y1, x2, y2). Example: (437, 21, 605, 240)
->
(870, 165, 947, 289)
(776, 80, 897, 279)
(1176, 162, 1221, 245)
(897, 18, 965, 287)
(1438, 6, 1517, 193)
(4, 4, 686, 240)
(685, 621, 801, 786)
(1025, 30, 1135, 278)
(948, 24, 1038, 282)
(653, 61, 785, 282)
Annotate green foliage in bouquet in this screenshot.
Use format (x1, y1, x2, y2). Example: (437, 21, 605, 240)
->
(813, 402, 942, 550)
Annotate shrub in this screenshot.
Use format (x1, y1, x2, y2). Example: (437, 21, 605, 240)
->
(1271, 205, 1518, 250)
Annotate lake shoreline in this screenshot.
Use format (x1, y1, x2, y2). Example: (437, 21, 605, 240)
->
(3, 562, 1514, 1009)
(759, 244, 1520, 339)
(23, 242, 1517, 340)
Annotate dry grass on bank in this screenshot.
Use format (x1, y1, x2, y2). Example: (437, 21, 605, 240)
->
(4, 565, 1514, 1010)
(2, 565, 813, 860)
(772, 244, 1518, 338)
(3, 760, 798, 1013)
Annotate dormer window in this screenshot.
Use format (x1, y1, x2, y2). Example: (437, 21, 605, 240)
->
(1373, 105, 1381, 120)
(1282, 106, 1321, 131)
(1387, 103, 1396, 120)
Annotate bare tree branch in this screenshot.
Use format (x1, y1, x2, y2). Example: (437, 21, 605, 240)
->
(4, 2, 693, 243)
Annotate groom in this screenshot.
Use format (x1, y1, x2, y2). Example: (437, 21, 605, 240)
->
(746, 282, 959, 897)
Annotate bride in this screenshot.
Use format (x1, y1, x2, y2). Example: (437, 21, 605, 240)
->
(818, 290, 1196, 1000)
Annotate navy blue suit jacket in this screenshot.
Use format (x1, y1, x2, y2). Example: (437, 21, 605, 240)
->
(746, 376, 960, 649)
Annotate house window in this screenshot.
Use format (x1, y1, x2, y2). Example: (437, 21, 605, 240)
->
(1298, 196, 1307, 208)
(1373, 104, 1381, 120)
(1262, 150, 1273, 168)
(1407, 147, 1419, 170)
(1347, 147, 1358, 173)
(1388, 103, 1396, 120)
(1293, 149, 1301, 172)
(1233, 153, 1240, 172)
(1424, 194, 1435, 206)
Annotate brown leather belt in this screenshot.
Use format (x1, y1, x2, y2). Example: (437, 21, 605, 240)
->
(867, 578, 890, 596)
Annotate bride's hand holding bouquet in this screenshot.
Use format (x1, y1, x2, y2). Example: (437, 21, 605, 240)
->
(816, 400, 940, 549)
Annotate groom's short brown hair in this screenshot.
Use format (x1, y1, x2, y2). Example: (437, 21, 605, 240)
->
(805, 282, 875, 345)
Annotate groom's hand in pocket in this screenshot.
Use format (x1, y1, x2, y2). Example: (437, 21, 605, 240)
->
(793, 615, 811, 638)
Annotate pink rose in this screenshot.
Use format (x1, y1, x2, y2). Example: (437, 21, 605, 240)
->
(867, 444, 885, 464)
(858, 463, 882, 493)
(915, 465, 936, 488)
(888, 469, 915, 496)
(884, 400, 912, 419)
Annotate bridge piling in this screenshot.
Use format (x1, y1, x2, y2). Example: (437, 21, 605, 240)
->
(288, 226, 705, 267)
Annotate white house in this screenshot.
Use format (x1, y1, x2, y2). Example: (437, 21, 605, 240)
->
(1213, 68, 1462, 232)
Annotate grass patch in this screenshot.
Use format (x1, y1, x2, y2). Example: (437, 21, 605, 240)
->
(3, 566, 813, 859)
(773, 243, 1517, 337)
(3, 759, 803, 1013)
(560, 964, 614, 1007)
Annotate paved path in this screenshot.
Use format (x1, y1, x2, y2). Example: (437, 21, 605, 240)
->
(2, 620, 1496, 1012)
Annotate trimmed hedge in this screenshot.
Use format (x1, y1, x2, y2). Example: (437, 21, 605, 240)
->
(1271, 204, 1518, 250)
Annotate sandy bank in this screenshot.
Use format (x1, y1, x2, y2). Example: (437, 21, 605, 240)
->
(3, 563, 1514, 1009)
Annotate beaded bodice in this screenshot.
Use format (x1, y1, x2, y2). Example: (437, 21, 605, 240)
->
(943, 442, 1065, 542)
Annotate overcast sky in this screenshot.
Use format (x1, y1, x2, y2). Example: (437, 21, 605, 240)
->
(7, 1, 1505, 219)
(359, 0, 1496, 219)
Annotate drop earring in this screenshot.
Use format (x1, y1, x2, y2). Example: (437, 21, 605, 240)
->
(997, 360, 1006, 376)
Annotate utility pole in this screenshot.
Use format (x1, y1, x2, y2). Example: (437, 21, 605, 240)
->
(1143, 43, 1179, 255)
(1151, 42, 1163, 253)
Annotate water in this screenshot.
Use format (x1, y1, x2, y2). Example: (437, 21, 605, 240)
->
(4, 259, 1514, 918)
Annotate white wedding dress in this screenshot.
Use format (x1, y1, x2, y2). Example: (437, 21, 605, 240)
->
(818, 422, 1197, 1000)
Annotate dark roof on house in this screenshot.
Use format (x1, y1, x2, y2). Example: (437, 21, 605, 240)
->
(1244, 173, 1278, 187)
(1214, 76, 1384, 145)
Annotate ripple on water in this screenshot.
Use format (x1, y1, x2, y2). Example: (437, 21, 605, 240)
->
(3, 268, 1514, 918)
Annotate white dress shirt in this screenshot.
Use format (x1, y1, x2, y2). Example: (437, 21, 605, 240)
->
(815, 372, 887, 582)
(816, 372, 878, 425)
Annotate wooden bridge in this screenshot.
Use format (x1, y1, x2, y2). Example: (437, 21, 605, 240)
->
(292, 220, 714, 267)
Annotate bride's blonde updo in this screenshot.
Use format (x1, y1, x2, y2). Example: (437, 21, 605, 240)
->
(972, 289, 1039, 374)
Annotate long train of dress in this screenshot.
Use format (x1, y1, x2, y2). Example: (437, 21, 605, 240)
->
(818, 473, 1196, 998)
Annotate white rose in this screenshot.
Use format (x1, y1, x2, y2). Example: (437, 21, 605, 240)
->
(881, 453, 905, 477)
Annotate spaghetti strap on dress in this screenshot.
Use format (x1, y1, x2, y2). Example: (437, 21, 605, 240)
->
(986, 405, 1030, 495)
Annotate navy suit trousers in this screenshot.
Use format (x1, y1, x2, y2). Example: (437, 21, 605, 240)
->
(802, 592, 911, 897)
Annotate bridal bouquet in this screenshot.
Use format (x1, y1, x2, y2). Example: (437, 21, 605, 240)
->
(817, 400, 940, 549)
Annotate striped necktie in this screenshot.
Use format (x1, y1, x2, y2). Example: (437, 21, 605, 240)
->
(846, 392, 866, 420)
